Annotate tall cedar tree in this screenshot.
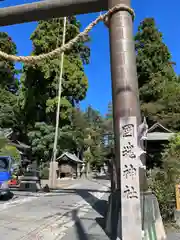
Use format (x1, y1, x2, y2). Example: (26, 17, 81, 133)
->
(0, 32, 21, 129)
(21, 17, 90, 128)
(135, 18, 180, 130)
(0, 32, 19, 93)
(25, 17, 91, 162)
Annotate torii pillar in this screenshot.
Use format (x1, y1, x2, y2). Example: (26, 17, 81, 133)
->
(106, 0, 143, 239)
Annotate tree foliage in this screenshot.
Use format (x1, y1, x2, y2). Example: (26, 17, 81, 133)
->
(20, 17, 89, 129)
(0, 33, 21, 133)
(0, 145, 21, 163)
(149, 135, 180, 221)
(12, 17, 94, 164)
(0, 32, 19, 93)
(135, 18, 180, 130)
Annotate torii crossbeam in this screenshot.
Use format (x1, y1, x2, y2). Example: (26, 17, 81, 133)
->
(0, 0, 108, 27)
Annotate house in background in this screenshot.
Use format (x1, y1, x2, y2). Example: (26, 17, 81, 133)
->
(0, 128, 31, 168)
(56, 152, 83, 179)
(146, 122, 175, 169)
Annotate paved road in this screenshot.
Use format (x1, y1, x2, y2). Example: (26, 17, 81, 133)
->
(0, 179, 180, 240)
(167, 231, 180, 240)
(0, 179, 110, 240)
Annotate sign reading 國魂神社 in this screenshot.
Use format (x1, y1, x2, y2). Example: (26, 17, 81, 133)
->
(120, 116, 142, 240)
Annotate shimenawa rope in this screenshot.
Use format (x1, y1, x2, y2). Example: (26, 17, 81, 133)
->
(0, 4, 134, 64)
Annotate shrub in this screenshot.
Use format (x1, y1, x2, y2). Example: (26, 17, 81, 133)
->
(148, 134, 180, 221)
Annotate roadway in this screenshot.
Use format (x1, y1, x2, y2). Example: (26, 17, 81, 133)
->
(0, 179, 110, 240)
(0, 178, 179, 240)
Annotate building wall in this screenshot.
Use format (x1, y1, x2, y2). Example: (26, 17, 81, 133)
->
(58, 160, 77, 178)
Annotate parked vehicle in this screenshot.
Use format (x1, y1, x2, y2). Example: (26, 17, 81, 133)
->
(0, 156, 15, 196)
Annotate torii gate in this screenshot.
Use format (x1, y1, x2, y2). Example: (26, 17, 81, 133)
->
(0, 0, 143, 239)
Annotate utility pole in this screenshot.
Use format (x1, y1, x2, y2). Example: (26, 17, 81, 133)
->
(107, 0, 142, 239)
(49, 17, 67, 189)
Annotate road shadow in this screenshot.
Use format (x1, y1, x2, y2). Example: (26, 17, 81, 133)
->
(72, 209, 89, 240)
(75, 189, 108, 217)
(71, 209, 112, 240)
(74, 189, 120, 240)
(49, 187, 109, 217)
(74, 188, 113, 239)
(49, 187, 111, 239)
(95, 203, 119, 240)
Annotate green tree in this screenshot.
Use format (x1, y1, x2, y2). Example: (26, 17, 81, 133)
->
(85, 105, 102, 127)
(0, 32, 22, 134)
(17, 17, 91, 163)
(102, 102, 114, 160)
(105, 102, 113, 121)
(149, 134, 180, 220)
(0, 32, 19, 93)
(0, 135, 7, 149)
(0, 89, 18, 128)
(135, 18, 176, 97)
(135, 18, 180, 130)
(62, 106, 106, 168)
(28, 122, 76, 164)
(27, 107, 104, 167)
(21, 17, 90, 128)
(84, 106, 106, 168)
(70, 108, 89, 157)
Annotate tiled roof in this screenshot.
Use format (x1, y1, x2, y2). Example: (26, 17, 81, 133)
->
(147, 122, 175, 141)
(56, 152, 83, 163)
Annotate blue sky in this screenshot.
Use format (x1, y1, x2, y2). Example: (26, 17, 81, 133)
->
(0, 0, 180, 116)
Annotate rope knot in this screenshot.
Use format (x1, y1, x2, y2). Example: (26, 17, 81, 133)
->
(103, 4, 135, 28)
